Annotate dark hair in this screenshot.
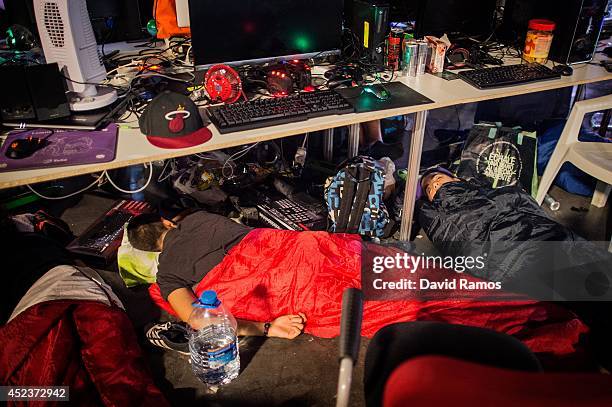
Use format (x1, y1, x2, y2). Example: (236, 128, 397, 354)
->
(127, 213, 167, 251)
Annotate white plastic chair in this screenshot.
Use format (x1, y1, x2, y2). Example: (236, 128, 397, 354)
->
(536, 94, 612, 209)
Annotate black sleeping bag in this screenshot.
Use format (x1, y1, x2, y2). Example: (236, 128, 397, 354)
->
(417, 181, 577, 247)
(417, 180, 611, 300)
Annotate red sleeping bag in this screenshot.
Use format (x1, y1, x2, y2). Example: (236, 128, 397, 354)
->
(149, 229, 587, 355)
(0, 301, 168, 407)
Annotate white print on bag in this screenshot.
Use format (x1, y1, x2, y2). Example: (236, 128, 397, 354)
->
(476, 141, 523, 188)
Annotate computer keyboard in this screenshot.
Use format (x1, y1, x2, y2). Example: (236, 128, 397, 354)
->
(207, 90, 354, 133)
(256, 195, 327, 231)
(457, 63, 561, 89)
(77, 211, 133, 251)
(67, 200, 152, 264)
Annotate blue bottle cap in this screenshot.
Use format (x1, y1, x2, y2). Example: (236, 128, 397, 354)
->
(193, 290, 221, 309)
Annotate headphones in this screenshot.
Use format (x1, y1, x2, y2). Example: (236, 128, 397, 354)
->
(255, 141, 281, 166)
(446, 47, 470, 69)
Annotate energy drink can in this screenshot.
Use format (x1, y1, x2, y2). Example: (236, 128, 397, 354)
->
(386, 29, 403, 71)
(402, 32, 414, 57)
(402, 40, 418, 77)
(416, 40, 428, 75)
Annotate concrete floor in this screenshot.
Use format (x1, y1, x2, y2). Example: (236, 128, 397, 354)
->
(546, 186, 611, 241)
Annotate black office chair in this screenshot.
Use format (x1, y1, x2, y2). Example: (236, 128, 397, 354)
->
(364, 321, 542, 407)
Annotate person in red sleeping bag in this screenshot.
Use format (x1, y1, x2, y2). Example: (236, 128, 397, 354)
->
(128, 211, 308, 340)
(127, 211, 587, 356)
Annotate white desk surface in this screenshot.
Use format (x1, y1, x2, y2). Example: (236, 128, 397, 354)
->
(1, 58, 610, 189)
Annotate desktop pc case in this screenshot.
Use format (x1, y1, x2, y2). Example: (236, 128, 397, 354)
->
(501, 0, 608, 64)
(347, 1, 390, 66)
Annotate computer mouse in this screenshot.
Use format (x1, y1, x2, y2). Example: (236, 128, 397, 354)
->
(553, 64, 573, 76)
(361, 85, 392, 100)
(4, 137, 47, 159)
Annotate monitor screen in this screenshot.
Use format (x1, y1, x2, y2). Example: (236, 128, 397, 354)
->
(412, 0, 498, 38)
(189, 0, 344, 66)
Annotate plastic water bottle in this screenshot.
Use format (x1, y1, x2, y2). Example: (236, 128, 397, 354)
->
(188, 290, 240, 385)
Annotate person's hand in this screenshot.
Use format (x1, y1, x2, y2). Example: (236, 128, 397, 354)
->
(267, 313, 307, 339)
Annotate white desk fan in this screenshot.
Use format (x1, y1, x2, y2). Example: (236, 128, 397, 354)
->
(33, 0, 117, 111)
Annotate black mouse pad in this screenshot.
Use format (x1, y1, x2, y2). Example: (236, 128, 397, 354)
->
(336, 82, 434, 113)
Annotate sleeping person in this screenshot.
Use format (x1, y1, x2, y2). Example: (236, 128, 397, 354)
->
(127, 212, 307, 340)
(416, 168, 612, 368)
(415, 168, 610, 284)
(126, 210, 588, 358)
(417, 167, 581, 247)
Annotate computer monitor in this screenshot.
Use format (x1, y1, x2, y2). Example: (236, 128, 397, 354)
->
(402, 0, 498, 39)
(86, 0, 153, 43)
(189, 0, 344, 67)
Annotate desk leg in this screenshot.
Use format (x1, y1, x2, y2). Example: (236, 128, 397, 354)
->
(572, 84, 585, 107)
(348, 123, 360, 158)
(598, 109, 611, 137)
(399, 111, 428, 241)
(323, 128, 334, 161)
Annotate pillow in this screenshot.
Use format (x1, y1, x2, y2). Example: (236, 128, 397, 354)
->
(117, 226, 160, 287)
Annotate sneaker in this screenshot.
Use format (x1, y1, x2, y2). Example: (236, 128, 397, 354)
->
(146, 321, 191, 355)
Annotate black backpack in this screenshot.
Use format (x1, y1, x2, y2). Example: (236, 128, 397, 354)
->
(324, 156, 392, 238)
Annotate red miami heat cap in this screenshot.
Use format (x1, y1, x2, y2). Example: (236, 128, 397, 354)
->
(139, 91, 212, 149)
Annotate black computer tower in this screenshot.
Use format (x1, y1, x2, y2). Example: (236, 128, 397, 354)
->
(347, 1, 390, 66)
(501, 0, 608, 64)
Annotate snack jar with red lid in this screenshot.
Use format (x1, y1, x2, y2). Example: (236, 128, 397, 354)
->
(523, 19, 556, 64)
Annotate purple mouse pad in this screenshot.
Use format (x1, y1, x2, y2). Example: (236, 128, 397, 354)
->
(0, 124, 118, 172)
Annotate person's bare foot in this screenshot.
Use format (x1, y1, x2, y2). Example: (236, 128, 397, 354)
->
(268, 313, 307, 339)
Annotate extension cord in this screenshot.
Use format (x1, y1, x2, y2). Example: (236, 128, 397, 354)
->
(117, 65, 139, 75)
(108, 68, 138, 87)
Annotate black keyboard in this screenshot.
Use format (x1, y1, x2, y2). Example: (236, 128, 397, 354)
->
(207, 90, 354, 133)
(256, 195, 327, 231)
(67, 200, 152, 263)
(458, 63, 561, 89)
(77, 211, 133, 251)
